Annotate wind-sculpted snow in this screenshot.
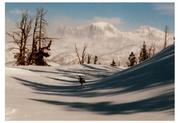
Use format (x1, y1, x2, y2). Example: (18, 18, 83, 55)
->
(5, 45, 174, 120)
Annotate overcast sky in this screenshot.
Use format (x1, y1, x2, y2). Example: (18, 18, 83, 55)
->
(5, 3, 174, 32)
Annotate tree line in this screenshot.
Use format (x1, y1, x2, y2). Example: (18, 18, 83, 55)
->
(74, 41, 155, 67)
(8, 8, 171, 67)
(74, 44, 99, 65)
(127, 25, 170, 67)
(127, 41, 155, 67)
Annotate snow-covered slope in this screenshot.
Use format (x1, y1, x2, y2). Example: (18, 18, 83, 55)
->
(5, 21, 174, 66)
(5, 44, 174, 120)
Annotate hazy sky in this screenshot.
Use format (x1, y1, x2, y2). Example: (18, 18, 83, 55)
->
(6, 3, 174, 32)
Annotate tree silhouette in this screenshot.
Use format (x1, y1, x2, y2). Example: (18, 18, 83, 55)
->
(87, 54, 91, 64)
(74, 44, 88, 64)
(29, 8, 52, 65)
(94, 55, 98, 64)
(7, 10, 32, 65)
(139, 41, 149, 62)
(111, 59, 116, 66)
(128, 52, 137, 66)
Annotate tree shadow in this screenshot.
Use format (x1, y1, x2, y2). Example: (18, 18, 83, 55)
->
(46, 76, 78, 83)
(29, 90, 174, 115)
(12, 77, 83, 93)
(18, 64, 119, 81)
(12, 44, 174, 97)
(55, 65, 117, 80)
(18, 67, 60, 74)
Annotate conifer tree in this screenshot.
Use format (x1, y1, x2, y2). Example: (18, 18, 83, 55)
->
(139, 41, 149, 62)
(128, 52, 137, 66)
(111, 59, 116, 66)
(87, 54, 91, 64)
(94, 55, 98, 64)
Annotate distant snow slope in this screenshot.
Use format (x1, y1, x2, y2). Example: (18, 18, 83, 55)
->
(6, 21, 174, 66)
(5, 44, 174, 120)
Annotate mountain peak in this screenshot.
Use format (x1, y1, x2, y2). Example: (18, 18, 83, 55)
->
(90, 21, 117, 31)
(91, 21, 113, 26)
(87, 21, 120, 37)
(136, 25, 162, 34)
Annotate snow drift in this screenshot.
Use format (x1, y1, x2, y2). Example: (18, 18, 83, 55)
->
(5, 44, 174, 120)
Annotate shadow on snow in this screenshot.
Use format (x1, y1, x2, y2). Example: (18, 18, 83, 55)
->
(11, 45, 175, 115)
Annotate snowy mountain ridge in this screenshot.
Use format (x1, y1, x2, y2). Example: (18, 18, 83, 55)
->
(6, 21, 174, 66)
(54, 22, 171, 39)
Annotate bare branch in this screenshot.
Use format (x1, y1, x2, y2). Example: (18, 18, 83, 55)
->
(6, 32, 21, 47)
(74, 44, 88, 64)
(74, 44, 81, 64)
(81, 45, 87, 64)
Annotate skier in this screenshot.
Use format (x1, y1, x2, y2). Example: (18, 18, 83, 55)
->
(78, 75, 86, 88)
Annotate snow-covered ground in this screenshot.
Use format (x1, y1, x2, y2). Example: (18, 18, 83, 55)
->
(5, 44, 174, 120)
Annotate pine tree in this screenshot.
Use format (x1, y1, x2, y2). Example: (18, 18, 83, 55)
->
(111, 59, 116, 66)
(128, 52, 137, 66)
(35, 40, 52, 65)
(139, 41, 149, 62)
(94, 55, 98, 64)
(87, 54, 91, 64)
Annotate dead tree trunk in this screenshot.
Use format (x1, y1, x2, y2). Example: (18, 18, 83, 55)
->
(164, 25, 168, 49)
(32, 8, 52, 65)
(28, 11, 39, 65)
(81, 45, 87, 64)
(38, 10, 43, 51)
(75, 44, 81, 64)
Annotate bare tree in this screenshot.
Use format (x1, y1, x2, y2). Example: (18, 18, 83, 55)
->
(37, 8, 48, 51)
(148, 43, 156, 58)
(152, 43, 156, 56)
(8, 10, 32, 65)
(74, 44, 81, 64)
(164, 25, 168, 49)
(30, 8, 52, 65)
(81, 45, 87, 64)
(74, 44, 87, 64)
(28, 10, 39, 64)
